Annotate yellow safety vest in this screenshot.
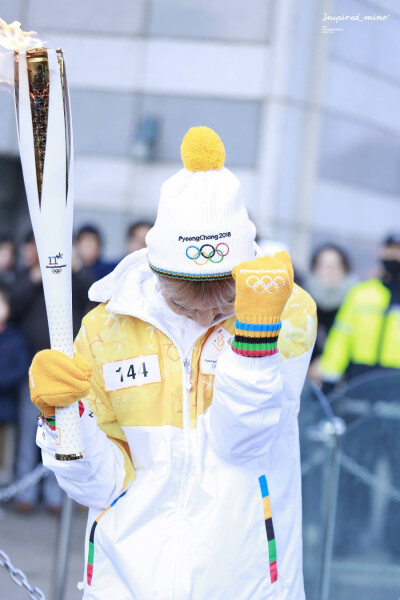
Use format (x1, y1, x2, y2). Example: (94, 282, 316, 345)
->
(321, 279, 400, 379)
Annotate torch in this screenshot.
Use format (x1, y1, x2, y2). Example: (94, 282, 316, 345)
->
(14, 47, 84, 461)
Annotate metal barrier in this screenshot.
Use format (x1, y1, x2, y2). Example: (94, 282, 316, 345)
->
(0, 464, 71, 600)
(301, 371, 400, 600)
(0, 464, 48, 503)
(0, 466, 49, 599)
(0, 550, 46, 599)
(0, 467, 75, 600)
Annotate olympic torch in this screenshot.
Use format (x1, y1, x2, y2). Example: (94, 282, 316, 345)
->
(14, 48, 84, 460)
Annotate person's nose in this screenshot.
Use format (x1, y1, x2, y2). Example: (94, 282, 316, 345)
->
(195, 310, 217, 327)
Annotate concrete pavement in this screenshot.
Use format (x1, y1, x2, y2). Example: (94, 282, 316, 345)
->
(0, 501, 85, 600)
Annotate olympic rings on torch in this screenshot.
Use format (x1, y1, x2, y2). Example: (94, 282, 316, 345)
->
(246, 275, 285, 294)
(186, 243, 230, 265)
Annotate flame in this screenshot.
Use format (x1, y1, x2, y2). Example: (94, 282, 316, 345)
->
(0, 18, 43, 51)
(0, 18, 44, 90)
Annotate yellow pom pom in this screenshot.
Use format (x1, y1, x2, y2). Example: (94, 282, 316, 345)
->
(181, 126, 225, 172)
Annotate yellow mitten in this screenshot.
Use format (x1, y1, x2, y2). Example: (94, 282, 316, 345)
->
(29, 349, 92, 417)
(231, 252, 294, 357)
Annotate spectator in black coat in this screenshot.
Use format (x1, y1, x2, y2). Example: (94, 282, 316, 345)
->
(0, 233, 16, 290)
(305, 243, 357, 381)
(0, 286, 30, 423)
(75, 224, 118, 282)
(0, 286, 30, 485)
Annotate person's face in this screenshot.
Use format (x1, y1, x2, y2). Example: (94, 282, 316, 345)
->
(0, 242, 15, 271)
(76, 233, 101, 266)
(21, 240, 39, 268)
(380, 244, 400, 263)
(313, 249, 347, 286)
(0, 294, 10, 325)
(164, 292, 235, 327)
(127, 225, 152, 254)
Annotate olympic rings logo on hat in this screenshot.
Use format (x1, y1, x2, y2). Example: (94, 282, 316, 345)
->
(246, 275, 285, 294)
(186, 243, 230, 265)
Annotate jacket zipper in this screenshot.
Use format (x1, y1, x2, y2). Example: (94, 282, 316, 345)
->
(102, 304, 232, 599)
(171, 354, 193, 600)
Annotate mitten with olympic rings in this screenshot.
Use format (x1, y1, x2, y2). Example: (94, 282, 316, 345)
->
(231, 252, 294, 357)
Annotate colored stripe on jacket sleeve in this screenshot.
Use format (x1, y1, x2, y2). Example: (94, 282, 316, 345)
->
(86, 490, 127, 586)
(259, 474, 278, 584)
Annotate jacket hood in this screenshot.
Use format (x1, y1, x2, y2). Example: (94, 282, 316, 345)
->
(88, 248, 155, 319)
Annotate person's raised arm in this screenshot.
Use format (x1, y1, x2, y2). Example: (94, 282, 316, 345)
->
(208, 252, 293, 463)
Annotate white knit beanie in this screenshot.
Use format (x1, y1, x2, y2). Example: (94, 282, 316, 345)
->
(146, 126, 256, 281)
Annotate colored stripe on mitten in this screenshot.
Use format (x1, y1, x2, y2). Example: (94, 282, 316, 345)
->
(232, 319, 281, 357)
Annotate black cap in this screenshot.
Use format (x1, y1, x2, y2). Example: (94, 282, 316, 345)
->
(383, 233, 400, 246)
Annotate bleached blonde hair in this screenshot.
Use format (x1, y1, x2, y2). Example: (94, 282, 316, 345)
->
(157, 275, 236, 312)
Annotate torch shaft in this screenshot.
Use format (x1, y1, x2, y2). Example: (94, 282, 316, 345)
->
(14, 48, 84, 460)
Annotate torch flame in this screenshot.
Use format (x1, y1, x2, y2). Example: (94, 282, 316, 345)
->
(0, 18, 44, 89)
(0, 18, 43, 51)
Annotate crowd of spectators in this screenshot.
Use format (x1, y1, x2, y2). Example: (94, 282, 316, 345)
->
(303, 233, 400, 560)
(306, 234, 400, 389)
(0, 220, 152, 513)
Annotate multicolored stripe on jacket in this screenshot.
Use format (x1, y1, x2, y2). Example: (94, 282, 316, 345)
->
(259, 474, 278, 583)
(87, 490, 127, 586)
(232, 320, 281, 357)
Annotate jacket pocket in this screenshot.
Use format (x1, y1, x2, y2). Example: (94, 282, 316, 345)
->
(86, 490, 127, 586)
(258, 474, 278, 584)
